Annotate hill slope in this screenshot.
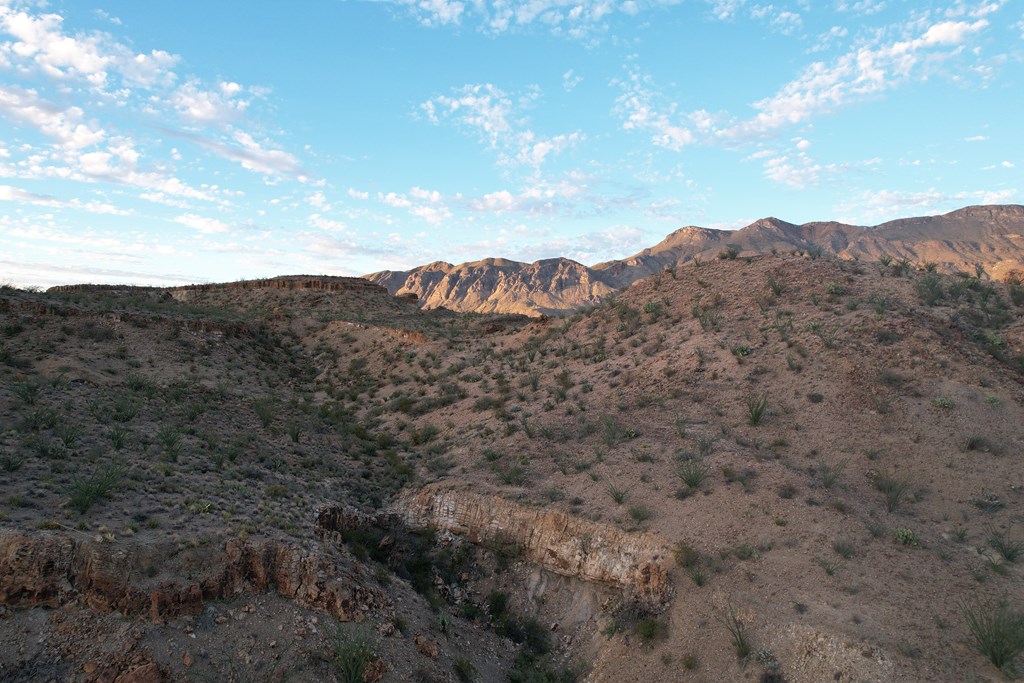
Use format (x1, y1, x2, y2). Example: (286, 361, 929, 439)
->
(2, 256, 1024, 681)
(367, 204, 1024, 316)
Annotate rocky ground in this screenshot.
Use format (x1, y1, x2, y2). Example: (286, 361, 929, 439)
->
(2, 254, 1024, 681)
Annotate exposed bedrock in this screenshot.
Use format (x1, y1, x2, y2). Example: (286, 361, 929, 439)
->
(388, 487, 675, 606)
(0, 532, 389, 622)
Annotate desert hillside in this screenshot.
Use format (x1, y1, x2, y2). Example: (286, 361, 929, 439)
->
(2, 254, 1024, 682)
(367, 205, 1024, 316)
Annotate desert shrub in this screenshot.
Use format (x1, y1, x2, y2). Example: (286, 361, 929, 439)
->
(833, 539, 855, 559)
(607, 485, 626, 504)
(819, 458, 847, 489)
(628, 505, 654, 523)
(329, 624, 376, 683)
(746, 393, 769, 426)
(111, 395, 139, 423)
(988, 527, 1023, 563)
(676, 457, 710, 490)
(12, 380, 40, 405)
(0, 451, 25, 472)
(55, 422, 82, 449)
(674, 541, 699, 568)
(962, 595, 1024, 674)
(917, 274, 944, 306)
(718, 604, 751, 659)
(875, 472, 911, 512)
(454, 657, 477, 682)
(893, 527, 920, 547)
(68, 462, 127, 514)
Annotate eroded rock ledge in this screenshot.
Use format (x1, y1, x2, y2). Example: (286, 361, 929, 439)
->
(390, 488, 674, 606)
(0, 532, 389, 622)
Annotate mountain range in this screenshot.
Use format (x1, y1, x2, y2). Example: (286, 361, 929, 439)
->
(366, 204, 1024, 316)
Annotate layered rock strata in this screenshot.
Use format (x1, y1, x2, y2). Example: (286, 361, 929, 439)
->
(391, 488, 674, 606)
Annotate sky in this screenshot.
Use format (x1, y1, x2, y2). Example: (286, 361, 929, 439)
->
(0, 0, 1021, 287)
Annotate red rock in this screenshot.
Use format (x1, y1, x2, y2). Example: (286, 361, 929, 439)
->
(414, 634, 439, 659)
(363, 657, 387, 682)
(113, 662, 163, 683)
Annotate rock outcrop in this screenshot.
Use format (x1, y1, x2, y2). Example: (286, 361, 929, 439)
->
(391, 488, 674, 606)
(365, 257, 617, 317)
(0, 532, 389, 622)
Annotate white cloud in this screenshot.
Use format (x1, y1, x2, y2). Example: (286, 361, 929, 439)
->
(708, 0, 746, 20)
(838, 187, 1018, 221)
(380, 0, 687, 40)
(174, 213, 230, 234)
(750, 5, 803, 34)
(307, 191, 329, 209)
(309, 213, 348, 231)
(138, 191, 192, 209)
(809, 25, 848, 53)
(0, 184, 133, 214)
(763, 152, 829, 188)
(170, 80, 252, 123)
(835, 0, 886, 15)
(712, 17, 992, 141)
(562, 69, 583, 91)
(414, 0, 466, 25)
(468, 176, 590, 216)
(964, 134, 988, 141)
(614, 69, 695, 151)
(423, 83, 583, 168)
(376, 187, 452, 225)
(169, 129, 303, 176)
(347, 187, 370, 200)
(0, 8, 111, 86)
(0, 6, 180, 90)
(0, 85, 105, 150)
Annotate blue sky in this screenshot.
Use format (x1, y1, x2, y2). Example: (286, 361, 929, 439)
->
(0, 0, 1021, 287)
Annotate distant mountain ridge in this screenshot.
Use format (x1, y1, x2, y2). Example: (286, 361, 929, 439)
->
(365, 204, 1024, 316)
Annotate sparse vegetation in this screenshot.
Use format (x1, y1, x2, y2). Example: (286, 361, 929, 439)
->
(68, 462, 127, 514)
(329, 624, 376, 683)
(1, 233, 1022, 681)
(962, 595, 1024, 675)
(745, 392, 769, 426)
(988, 527, 1023, 563)
(676, 455, 710, 490)
(718, 604, 751, 660)
(875, 472, 912, 512)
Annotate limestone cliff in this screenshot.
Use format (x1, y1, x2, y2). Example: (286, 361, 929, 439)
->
(391, 488, 674, 606)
